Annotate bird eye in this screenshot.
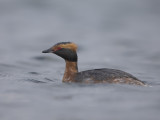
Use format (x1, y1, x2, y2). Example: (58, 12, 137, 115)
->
(56, 47, 62, 51)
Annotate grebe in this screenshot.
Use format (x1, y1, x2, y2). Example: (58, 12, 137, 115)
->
(42, 42, 145, 86)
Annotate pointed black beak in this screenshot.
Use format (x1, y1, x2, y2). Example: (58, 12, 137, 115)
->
(42, 48, 53, 53)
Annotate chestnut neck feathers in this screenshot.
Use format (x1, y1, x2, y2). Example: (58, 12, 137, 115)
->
(63, 61, 78, 82)
(42, 42, 146, 85)
(42, 42, 78, 82)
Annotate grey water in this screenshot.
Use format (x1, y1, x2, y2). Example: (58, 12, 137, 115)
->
(0, 0, 160, 120)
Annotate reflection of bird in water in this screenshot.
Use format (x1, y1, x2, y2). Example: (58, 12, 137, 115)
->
(42, 42, 146, 86)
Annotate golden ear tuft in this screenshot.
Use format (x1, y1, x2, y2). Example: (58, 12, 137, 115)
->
(57, 42, 78, 52)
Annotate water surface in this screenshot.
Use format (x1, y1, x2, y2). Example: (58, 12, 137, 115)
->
(0, 0, 160, 120)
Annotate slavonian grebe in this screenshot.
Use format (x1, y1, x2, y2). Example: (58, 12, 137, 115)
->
(42, 42, 145, 86)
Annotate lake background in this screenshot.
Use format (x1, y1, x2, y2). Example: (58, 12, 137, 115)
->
(0, 0, 160, 120)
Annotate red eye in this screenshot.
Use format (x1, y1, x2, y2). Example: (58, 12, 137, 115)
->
(56, 47, 62, 50)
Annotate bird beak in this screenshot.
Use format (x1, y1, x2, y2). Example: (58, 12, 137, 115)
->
(42, 48, 53, 53)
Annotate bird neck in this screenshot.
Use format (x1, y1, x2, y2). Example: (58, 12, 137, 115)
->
(63, 60, 78, 82)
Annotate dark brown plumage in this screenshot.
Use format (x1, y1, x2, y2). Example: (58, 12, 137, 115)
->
(42, 42, 146, 86)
